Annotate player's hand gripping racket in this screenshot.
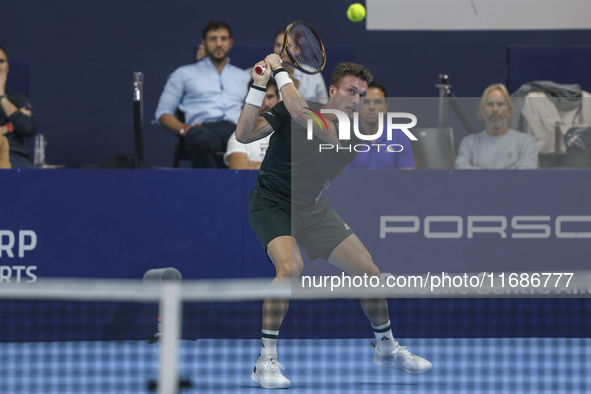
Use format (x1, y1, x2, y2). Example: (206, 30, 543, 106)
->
(255, 21, 326, 76)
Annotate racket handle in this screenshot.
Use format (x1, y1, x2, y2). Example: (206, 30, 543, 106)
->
(255, 65, 266, 75)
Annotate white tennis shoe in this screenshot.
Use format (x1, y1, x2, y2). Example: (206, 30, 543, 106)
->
(371, 341, 432, 375)
(251, 356, 291, 389)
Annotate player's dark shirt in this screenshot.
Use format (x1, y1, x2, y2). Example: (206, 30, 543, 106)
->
(256, 101, 360, 208)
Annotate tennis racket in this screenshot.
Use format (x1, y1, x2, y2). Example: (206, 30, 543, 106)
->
(255, 21, 326, 76)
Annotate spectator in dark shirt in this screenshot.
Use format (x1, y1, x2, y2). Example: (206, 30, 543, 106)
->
(0, 45, 37, 169)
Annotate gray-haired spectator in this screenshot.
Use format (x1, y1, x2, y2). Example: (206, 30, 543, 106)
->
(454, 83, 538, 169)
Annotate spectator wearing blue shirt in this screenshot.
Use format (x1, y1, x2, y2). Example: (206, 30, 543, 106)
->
(348, 82, 414, 169)
(156, 21, 250, 168)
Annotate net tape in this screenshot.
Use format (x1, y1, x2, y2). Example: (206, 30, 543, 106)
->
(1, 271, 590, 302)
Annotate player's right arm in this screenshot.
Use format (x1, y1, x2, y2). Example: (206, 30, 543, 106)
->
(235, 61, 275, 144)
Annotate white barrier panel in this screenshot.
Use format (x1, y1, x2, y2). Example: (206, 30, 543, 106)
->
(367, 0, 591, 31)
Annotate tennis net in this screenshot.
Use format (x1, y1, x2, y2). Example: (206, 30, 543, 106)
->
(0, 276, 590, 394)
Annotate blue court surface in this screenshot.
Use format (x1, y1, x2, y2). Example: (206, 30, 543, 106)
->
(1, 338, 589, 393)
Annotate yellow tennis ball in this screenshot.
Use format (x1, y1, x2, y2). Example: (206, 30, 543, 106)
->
(347, 3, 366, 23)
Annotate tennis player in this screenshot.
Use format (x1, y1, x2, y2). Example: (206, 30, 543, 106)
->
(235, 53, 432, 389)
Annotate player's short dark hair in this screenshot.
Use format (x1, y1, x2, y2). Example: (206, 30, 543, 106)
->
(330, 63, 373, 88)
(0, 45, 7, 57)
(368, 81, 388, 97)
(275, 27, 286, 38)
(202, 21, 233, 39)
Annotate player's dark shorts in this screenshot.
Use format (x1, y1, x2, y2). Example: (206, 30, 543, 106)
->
(248, 190, 354, 262)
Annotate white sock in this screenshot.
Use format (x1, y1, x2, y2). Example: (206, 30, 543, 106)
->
(260, 329, 279, 360)
(372, 320, 396, 353)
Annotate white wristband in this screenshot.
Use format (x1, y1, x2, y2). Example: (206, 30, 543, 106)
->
(274, 69, 294, 92)
(245, 85, 266, 107)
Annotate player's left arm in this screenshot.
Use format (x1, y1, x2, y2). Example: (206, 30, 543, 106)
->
(236, 112, 274, 144)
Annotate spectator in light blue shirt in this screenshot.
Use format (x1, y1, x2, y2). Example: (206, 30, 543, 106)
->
(348, 82, 414, 169)
(155, 20, 250, 168)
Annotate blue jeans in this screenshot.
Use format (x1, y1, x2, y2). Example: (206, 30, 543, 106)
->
(183, 120, 235, 168)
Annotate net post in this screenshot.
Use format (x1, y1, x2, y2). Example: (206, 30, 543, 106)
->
(158, 282, 181, 394)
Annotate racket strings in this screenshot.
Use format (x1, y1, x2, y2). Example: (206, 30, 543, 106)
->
(287, 23, 325, 73)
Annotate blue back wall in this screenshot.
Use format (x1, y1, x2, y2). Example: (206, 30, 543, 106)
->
(1, 0, 591, 168)
(1, 169, 589, 341)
